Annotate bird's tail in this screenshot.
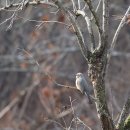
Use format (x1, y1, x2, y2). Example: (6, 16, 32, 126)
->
(85, 92, 93, 104)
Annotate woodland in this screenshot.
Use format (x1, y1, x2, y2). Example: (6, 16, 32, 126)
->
(0, 0, 130, 130)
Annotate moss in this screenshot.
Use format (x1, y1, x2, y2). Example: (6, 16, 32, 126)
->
(124, 115, 130, 130)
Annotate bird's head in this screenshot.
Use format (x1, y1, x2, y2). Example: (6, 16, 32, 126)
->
(76, 73, 84, 79)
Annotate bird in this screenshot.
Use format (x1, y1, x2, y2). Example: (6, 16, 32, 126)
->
(76, 72, 93, 104)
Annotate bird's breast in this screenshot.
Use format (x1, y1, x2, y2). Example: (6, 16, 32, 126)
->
(76, 78, 83, 90)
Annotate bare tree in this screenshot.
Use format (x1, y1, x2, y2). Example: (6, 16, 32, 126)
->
(0, 0, 130, 130)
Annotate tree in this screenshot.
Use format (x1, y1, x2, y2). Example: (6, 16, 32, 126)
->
(0, 0, 130, 130)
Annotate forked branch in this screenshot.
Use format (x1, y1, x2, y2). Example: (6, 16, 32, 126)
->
(76, 10, 95, 51)
(84, 0, 102, 35)
(110, 6, 130, 54)
(52, 0, 91, 60)
(0, 0, 57, 11)
(107, 6, 130, 67)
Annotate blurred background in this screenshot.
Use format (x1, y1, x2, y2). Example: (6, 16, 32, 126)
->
(0, 0, 130, 130)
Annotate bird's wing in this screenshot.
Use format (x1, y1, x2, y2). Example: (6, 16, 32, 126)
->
(82, 78, 91, 93)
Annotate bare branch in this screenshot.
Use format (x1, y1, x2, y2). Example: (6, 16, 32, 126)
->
(18, 82, 37, 122)
(17, 15, 71, 30)
(96, 0, 110, 51)
(48, 75, 77, 90)
(0, 98, 19, 119)
(56, 105, 78, 119)
(0, 0, 57, 29)
(70, 0, 77, 12)
(91, 0, 102, 21)
(110, 6, 130, 54)
(84, 0, 102, 35)
(117, 92, 130, 130)
(107, 6, 130, 70)
(76, 10, 95, 51)
(0, 3, 21, 30)
(0, 80, 39, 119)
(95, 0, 102, 13)
(1, 0, 90, 60)
(77, 118, 93, 130)
(0, 0, 57, 11)
(102, 0, 109, 37)
(77, 0, 81, 10)
(111, 51, 130, 58)
(52, 0, 91, 60)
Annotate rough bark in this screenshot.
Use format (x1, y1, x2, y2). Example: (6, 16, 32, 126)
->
(88, 52, 114, 130)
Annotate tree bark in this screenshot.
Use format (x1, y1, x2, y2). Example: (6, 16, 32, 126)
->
(88, 53, 114, 130)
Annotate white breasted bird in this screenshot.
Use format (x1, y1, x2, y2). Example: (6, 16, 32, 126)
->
(76, 73, 93, 104)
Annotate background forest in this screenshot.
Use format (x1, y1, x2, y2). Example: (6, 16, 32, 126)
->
(0, 0, 130, 130)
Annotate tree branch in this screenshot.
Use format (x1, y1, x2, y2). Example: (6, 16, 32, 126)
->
(102, 0, 109, 37)
(95, 0, 102, 13)
(100, 0, 109, 50)
(0, 80, 40, 119)
(84, 0, 102, 37)
(52, 0, 91, 60)
(117, 92, 130, 130)
(76, 10, 95, 51)
(1, 0, 91, 60)
(110, 6, 130, 55)
(107, 6, 130, 71)
(0, 0, 57, 11)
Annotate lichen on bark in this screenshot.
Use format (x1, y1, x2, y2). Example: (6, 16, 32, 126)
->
(88, 54, 114, 130)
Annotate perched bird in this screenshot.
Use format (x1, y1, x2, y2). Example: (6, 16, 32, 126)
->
(76, 73, 93, 104)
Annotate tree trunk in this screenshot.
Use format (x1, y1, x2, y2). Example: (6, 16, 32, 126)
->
(88, 53, 115, 130)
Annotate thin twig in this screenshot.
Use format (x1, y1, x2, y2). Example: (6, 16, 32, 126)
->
(0, 98, 19, 119)
(107, 6, 130, 70)
(109, 86, 114, 120)
(18, 80, 39, 121)
(0, 81, 39, 119)
(77, 118, 93, 130)
(0, 4, 21, 30)
(91, 0, 102, 20)
(69, 97, 78, 130)
(0, 0, 57, 11)
(78, 0, 81, 10)
(46, 119, 66, 130)
(110, 6, 130, 54)
(95, 0, 110, 50)
(95, 0, 102, 13)
(76, 10, 95, 51)
(48, 74, 77, 90)
(102, 0, 109, 37)
(16, 16, 71, 29)
(55, 105, 78, 119)
(38, 90, 52, 115)
(84, 0, 102, 35)
(52, 0, 90, 61)
(71, 0, 77, 12)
